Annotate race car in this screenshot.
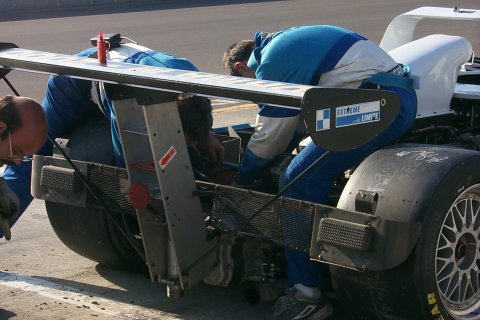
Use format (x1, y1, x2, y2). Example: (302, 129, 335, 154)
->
(0, 5, 479, 320)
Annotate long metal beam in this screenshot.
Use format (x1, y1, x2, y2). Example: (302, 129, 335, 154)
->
(0, 43, 311, 109)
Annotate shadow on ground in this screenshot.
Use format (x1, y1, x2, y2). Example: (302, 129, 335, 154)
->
(32, 263, 273, 319)
(0, 309, 16, 320)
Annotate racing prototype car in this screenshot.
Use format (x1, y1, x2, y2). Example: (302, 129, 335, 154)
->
(0, 5, 479, 320)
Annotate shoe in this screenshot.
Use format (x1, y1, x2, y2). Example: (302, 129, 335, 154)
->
(269, 288, 333, 320)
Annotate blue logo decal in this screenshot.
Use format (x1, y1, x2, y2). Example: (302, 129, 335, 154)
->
(336, 101, 381, 128)
(316, 109, 331, 131)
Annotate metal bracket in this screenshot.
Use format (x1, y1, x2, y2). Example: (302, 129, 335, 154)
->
(31, 155, 88, 208)
(310, 205, 422, 271)
(355, 190, 379, 214)
(113, 90, 216, 290)
(53, 138, 71, 158)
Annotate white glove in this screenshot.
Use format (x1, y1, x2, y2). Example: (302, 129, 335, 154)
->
(0, 178, 19, 241)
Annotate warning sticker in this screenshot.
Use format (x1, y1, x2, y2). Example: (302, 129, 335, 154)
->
(159, 146, 177, 170)
(335, 101, 380, 128)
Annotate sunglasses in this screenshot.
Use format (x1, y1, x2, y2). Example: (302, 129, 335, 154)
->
(7, 131, 33, 162)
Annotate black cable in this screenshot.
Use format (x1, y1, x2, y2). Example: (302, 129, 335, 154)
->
(3, 77, 20, 96)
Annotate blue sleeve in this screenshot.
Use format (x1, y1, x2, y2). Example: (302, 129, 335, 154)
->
(76, 47, 97, 58)
(126, 51, 198, 71)
(236, 33, 309, 185)
(76, 47, 199, 72)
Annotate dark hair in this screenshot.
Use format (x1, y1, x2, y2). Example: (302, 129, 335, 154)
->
(0, 95, 22, 140)
(177, 94, 213, 143)
(223, 40, 256, 76)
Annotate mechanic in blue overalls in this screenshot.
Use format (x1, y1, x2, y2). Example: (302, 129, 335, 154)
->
(0, 41, 224, 240)
(223, 25, 417, 320)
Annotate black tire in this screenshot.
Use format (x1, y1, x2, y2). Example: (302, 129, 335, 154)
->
(332, 145, 480, 319)
(46, 202, 144, 270)
(45, 111, 145, 271)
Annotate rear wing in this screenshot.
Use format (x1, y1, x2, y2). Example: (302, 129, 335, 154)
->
(0, 43, 400, 152)
(0, 43, 308, 109)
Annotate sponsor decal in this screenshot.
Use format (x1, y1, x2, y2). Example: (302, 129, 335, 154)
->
(316, 108, 331, 131)
(427, 292, 446, 320)
(335, 101, 380, 128)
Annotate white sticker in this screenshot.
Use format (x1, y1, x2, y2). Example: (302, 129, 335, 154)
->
(335, 101, 380, 128)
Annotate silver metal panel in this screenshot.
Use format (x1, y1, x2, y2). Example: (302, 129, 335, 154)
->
(113, 97, 215, 289)
(31, 155, 88, 208)
(0, 45, 311, 108)
(142, 100, 216, 289)
(113, 98, 168, 282)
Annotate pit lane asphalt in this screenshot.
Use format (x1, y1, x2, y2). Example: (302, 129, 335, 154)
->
(0, 1, 479, 319)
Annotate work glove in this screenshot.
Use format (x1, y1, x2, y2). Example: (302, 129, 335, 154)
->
(0, 178, 19, 241)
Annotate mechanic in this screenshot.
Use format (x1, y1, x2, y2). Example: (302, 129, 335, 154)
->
(223, 25, 417, 320)
(1, 41, 224, 241)
(0, 95, 47, 240)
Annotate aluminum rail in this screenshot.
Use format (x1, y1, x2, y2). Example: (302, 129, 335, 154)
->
(0, 43, 311, 109)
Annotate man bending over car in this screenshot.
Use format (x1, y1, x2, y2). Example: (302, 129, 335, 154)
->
(223, 25, 417, 320)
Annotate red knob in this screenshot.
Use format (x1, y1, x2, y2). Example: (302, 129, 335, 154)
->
(128, 183, 150, 209)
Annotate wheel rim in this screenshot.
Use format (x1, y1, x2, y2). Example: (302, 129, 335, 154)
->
(435, 184, 480, 319)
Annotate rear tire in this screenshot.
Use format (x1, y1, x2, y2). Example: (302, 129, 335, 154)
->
(332, 145, 480, 319)
(46, 202, 144, 270)
(45, 112, 145, 271)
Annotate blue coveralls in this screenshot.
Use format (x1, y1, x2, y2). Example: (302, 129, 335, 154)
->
(235, 26, 417, 290)
(0, 43, 198, 238)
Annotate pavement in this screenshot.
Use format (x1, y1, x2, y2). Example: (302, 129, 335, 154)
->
(0, 0, 163, 11)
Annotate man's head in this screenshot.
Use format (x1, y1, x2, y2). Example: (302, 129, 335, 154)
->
(0, 95, 47, 166)
(223, 40, 256, 78)
(177, 93, 213, 148)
